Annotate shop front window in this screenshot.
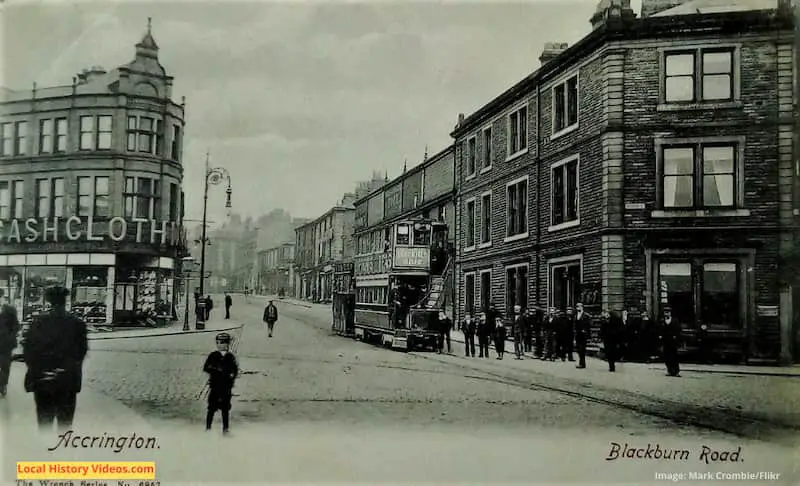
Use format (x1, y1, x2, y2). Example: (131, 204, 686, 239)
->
(657, 259, 743, 331)
(72, 267, 108, 324)
(701, 262, 739, 329)
(137, 270, 158, 314)
(0, 267, 23, 311)
(24, 267, 67, 323)
(658, 262, 695, 326)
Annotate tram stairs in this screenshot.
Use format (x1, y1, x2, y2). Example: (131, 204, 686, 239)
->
(421, 258, 453, 313)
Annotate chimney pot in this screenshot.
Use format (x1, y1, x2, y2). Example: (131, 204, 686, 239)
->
(539, 42, 569, 66)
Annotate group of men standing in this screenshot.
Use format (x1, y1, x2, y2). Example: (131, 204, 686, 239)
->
(455, 303, 684, 377)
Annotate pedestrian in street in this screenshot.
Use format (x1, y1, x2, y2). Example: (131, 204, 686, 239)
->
(601, 310, 623, 372)
(512, 305, 524, 360)
(437, 311, 452, 354)
(0, 304, 20, 397)
(532, 307, 544, 359)
(477, 313, 491, 358)
(462, 314, 476, 357)
(562, 307, 576, 362)
(263, 300, 279, 337)
(574, 303, 591, 369)
(203, 332, 239, 435)
(658, 305, 681, 377)
(544, 308, 558, 361)
(522, 308, 533, 353)
(205, 295, 214, 321)
(23, 286, 88, 431)
(224, 293, 232, 320)
(493, 316, 506, 360)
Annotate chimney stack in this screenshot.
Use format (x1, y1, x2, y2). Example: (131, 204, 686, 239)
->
(539, 42, 569, 66)
(640, 0, 689, 18)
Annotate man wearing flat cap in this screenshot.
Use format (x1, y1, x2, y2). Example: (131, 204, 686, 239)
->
(23, 286, 88, 430)
(658, 305, 681, 377)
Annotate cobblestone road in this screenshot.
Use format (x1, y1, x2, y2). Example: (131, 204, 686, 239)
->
(67, 296, 798, 484)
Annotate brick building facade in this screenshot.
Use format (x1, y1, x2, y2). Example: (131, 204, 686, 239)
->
(453, 1, 797, 363)
(0, 21, 186, 326)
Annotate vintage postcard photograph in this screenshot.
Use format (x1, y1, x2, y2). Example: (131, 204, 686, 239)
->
(0, 0, 798, 484)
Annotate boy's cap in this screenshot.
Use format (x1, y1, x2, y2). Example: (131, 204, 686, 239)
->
(216, 332, 232, 343)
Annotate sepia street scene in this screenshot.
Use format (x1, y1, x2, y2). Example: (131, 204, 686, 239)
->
(1, 0, 799, 484)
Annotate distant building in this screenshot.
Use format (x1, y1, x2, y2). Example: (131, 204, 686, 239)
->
(294, 220, 316, 299)
(257, 243, 295, 296)
(306, 195, 356, 303)
(452, 0, 797, 364)
(0, 20, 186, 326)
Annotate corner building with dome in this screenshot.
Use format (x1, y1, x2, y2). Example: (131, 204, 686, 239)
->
(0, 20, 187, 326)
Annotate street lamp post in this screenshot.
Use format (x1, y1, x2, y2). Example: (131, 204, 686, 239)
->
(181, 256, 195, 331)
(199, 152, 232, 298)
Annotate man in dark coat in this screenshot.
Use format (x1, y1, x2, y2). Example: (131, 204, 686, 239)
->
(544, 308, 558, 361)
(462, 314, 476, 357)
(263, 300, 279, 337)
(437, 311, 452, 354)
(224, 293, 232, 320)
(23, 286, 88, 430)
(574, 303, 591, 369)
(601, 310, 623, 372)
(0, 304, 20, 397)
(512, 305, 524, 359)
(476, 313, 491, 358)
(562, 307, 576, 362)
(522, 308, 533, 353)
(205, 295, 214, 321)
(658, 305, 681, 377)
(203, 332, 239, 434)
(532, 308, 544, 358)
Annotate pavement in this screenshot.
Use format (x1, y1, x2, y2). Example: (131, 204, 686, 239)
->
(252, 293, 800, 377)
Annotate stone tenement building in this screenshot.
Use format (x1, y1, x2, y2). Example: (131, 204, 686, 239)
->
(257, 242, 295, 296)
(452, 0, 797, 364)
(0, 20, 186, 326)
(304, 196, 356, 303)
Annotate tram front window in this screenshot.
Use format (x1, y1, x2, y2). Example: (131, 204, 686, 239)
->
(396, 224, 410, 245)
(413, 223, 431, 246)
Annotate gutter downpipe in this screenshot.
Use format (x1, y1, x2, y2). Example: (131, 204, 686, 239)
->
(536, 84, 543, 312)
(454, 138, 461, 324)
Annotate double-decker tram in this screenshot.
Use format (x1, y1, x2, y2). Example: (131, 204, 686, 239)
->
(353, 218, 450, 351)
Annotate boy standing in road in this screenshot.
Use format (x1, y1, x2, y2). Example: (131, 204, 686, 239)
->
(263, 300, 279, 337)
(203, 332, 239, 434)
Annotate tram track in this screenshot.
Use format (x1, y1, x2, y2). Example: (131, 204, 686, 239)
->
(412, 352, 800, 445)
(267, 302, 800, 444)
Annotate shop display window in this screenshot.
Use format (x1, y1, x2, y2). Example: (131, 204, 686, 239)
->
(71, 267, 108, 325)
(0, 267, 23, 311)
(24, 266, 66, 324)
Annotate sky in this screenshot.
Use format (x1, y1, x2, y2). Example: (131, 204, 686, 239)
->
(1, 0, 644, 227)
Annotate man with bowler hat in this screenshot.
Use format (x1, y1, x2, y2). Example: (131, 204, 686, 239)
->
(23, 286, 88, 430)
(658, 305, 682, 377)
(574, 303, 591, 369)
